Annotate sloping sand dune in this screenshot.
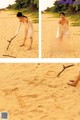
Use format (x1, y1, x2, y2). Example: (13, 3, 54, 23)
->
(0, 11, 38, 58)
(0, 63, 80, 120)
(42, 14, 80, 58)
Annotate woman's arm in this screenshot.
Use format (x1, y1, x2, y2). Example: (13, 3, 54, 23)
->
(15, 22, 21, 36)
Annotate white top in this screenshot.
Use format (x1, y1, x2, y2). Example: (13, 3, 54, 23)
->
(15, 20, 33, 38)
(56, 23, 70, 39)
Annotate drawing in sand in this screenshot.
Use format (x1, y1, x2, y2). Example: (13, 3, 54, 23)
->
(0, 63, 80, 120)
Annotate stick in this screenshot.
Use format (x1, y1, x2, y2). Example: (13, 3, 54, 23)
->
(3, 35, 17, 57)
(6, 35, 17, 50)
(3, 54, 16, 58)
(57, 64, 75, 77)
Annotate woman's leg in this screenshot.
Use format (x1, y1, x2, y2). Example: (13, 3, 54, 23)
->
(60, 32, 64, 41)
(20, 37, 27, 47)
(27, 37, 33, 50)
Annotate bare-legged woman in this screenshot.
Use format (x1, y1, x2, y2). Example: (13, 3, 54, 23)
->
(56, 12, 70, 41)
(16, 12, 33, 50)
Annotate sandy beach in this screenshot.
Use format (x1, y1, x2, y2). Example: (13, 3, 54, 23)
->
(42, 13, 80, 58)
(0, 11, 38, 58)
(0, 63, 80, 120)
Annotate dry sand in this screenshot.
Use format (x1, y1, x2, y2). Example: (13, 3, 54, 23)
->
(42, 13, 80, 58)
(0, 11, 38, 58)
(0, 63, 80, 120)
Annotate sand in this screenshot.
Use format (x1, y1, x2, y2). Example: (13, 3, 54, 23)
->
(0, 11, 38, 58)
(42, 13, 80, 58)
(0, 63, 80, 120)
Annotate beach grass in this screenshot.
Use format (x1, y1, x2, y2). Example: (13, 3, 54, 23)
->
(42, 11, 80, 26)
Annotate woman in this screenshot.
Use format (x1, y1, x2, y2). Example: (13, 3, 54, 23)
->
(16, 12, 33, 50)
(56, 12, 70, 41)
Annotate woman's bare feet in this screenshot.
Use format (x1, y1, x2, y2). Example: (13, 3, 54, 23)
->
(67, 72, 80, 87)
(20, 44, 25, 47)
(27, 46, 32, 50)
(67, 80, 77, 87)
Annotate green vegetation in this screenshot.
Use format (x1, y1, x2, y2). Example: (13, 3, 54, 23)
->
(44, 0, 80, 26)
(7, 0, 39, 11)
(45, 0, 80, 13)
(7, 0, 39, 23)
(68, 13, 80, 26)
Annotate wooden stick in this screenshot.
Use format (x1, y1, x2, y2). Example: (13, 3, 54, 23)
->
(7, 41, 11, 50)
(57, 64, 75, 77)
(6, 35, 17, 50)
(3, 36, 17, 57)
(3, 54, 16, 58)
